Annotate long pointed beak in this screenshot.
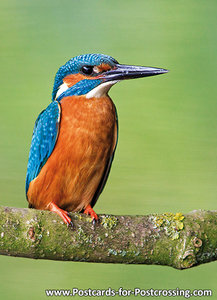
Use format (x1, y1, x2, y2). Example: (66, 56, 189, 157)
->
(102, 64, 168, 82)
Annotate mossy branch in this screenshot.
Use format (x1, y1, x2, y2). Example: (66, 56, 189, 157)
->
(0, 206, 216, 269)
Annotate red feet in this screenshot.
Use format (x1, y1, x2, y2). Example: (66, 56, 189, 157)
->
(49, 202, 73, 227)
(48, 202, 97, 226)
(83, 204, 98, 222)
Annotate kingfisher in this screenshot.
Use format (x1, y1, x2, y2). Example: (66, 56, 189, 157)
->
(26, 53, 168, 226)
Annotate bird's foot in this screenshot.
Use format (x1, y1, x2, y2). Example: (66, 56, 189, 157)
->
(83, 204, 98, 223)
(49, 202, 73, 227)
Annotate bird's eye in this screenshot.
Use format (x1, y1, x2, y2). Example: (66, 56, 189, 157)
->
(81, 65, 94, 75)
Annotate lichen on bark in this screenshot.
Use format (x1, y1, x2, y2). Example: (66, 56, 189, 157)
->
(0, 206, 216, 269)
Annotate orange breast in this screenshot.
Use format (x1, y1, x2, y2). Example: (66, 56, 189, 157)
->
(27, 95, 117, 212)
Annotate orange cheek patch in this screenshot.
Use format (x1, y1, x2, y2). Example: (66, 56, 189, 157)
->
(63, 74, 90, 87)
(63, 64, 112, 87)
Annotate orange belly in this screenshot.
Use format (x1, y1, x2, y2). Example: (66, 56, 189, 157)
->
(27, 95, 117, 212)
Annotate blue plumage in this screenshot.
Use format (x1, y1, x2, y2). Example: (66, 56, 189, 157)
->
(56, 79, 101, 102)
(52, 54, 118, 101)
(26, 54, 118, 197)
(25, 101, 60, 195)
(25, 53, 168, 224)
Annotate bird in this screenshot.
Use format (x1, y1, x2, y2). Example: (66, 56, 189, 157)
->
(26, 53, 168, 226)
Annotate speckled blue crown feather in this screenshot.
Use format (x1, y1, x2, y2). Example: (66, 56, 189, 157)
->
(52, 54, 118, 101)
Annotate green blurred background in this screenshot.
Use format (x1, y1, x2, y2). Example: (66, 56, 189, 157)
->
(0, 0, 216, 299)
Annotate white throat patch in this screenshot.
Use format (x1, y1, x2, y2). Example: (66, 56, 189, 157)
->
(55, 80, 118, 100)
(86, 80, 119, 99)
(55, 82, 69, 100)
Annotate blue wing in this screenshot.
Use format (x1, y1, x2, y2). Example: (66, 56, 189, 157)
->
(25, 101, 61, 196)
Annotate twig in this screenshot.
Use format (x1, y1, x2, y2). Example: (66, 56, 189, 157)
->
(0, 206, 216, 269)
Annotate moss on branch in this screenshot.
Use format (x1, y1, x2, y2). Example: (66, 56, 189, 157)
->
(0, 206, 216, 269)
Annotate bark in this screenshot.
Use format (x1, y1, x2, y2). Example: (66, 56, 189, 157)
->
(0, 206, 216, 269)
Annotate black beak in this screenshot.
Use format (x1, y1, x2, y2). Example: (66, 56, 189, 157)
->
(102, 64, 168, 82)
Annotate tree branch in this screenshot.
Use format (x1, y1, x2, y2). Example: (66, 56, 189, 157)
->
(0, 206, 216, 269)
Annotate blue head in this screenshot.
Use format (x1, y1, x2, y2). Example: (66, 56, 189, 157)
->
(52, 53, 168, 101)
